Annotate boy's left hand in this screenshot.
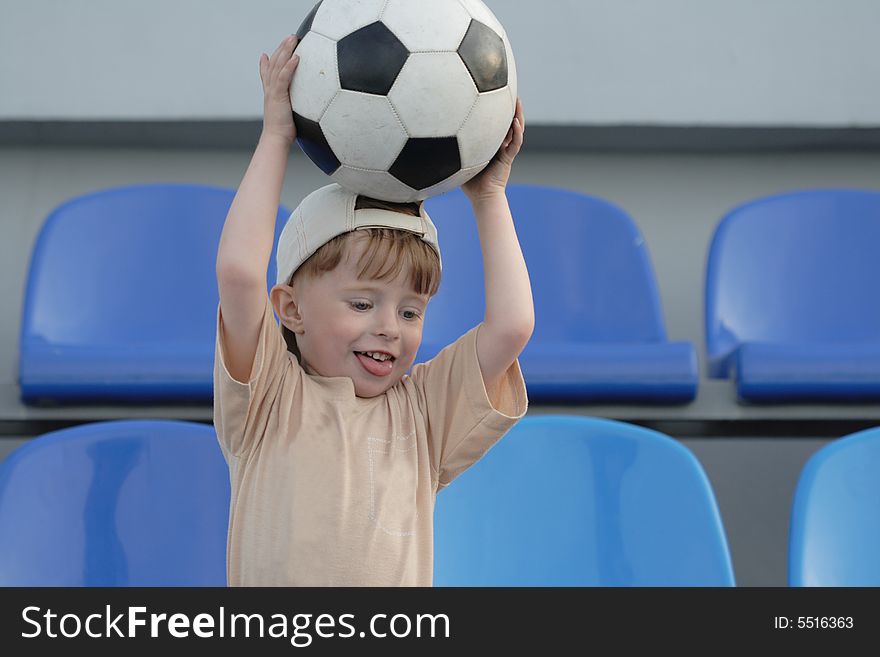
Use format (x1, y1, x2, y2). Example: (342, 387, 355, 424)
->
(462, 98, 524, 204)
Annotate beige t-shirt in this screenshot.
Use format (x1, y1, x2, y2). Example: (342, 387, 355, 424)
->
(213, 297, 528, 586)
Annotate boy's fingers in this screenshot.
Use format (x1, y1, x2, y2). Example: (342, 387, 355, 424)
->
(512, 121, 523, 144)
(270, 38, 288, 62)
(280, 55, 300, 86)
(268, 35, 295, 70)
(511, 133, 522, 152)
(281, 35, 297, 57)
(270, 36, 298, 75)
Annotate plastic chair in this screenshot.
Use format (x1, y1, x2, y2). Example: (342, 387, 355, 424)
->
(433, 415, 735, 586)
(705, 188, 880, 401)
(788, 426, 880, 586)
(19, 183, 290, 403)
(422, 185, 697, 403)
(0, 420, 230, 586)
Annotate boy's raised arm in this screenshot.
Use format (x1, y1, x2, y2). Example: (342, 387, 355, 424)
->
(216, 35, 299, 383)
(461, 99, 535, 394)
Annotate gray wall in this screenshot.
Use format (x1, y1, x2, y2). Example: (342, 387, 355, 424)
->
(2, 0, 880, 125)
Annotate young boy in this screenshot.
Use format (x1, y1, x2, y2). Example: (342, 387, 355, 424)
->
(214, 34, 533, 586)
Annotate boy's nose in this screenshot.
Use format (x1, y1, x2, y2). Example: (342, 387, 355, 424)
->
(373, 309, 400, 339)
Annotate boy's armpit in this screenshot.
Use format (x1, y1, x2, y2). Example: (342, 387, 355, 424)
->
(411, 325, 527, 489)
(216, 284, 269, 384)
(216, 296, 290, 387)
(484, 376, 508, 414)
(213, 297, 294, 459)
(217, 305, 255, 386)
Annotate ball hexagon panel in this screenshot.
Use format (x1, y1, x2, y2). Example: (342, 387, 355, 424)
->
(308, 0, 385, 41)
(457, 87, 514, 169)
(458, 20, 507, 92)
(380, 0, 472, 52)
(389, 137, 461, 191)
(321, 91, 408, 170)
(331, 167, 418, 203)
(290, 31, 339, 122)
(294, 113, 341, 175)
(337, 22, 409, 95)
(389, 53, 478, 138)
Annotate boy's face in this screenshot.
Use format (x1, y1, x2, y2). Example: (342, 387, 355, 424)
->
(287, 236, 430, 398)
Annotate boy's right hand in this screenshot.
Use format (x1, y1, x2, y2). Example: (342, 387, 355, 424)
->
(259, 35, 300, 145)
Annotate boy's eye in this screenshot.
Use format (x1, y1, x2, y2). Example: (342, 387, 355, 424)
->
(350, 301, 371, 311)
(402, 310, 421, 320)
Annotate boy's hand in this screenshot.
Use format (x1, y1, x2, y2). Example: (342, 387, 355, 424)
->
(462, 98, 524, 204)
(259, 35, 300, 146)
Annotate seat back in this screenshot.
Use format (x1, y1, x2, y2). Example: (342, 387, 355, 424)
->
(0, 420, 230, 586)
(420, 185, 667, 357)
(19, 183, 290, 401)
(705, 189, 880, 377)
(434, 415, 735, 586)
(789, 426, 880, 586)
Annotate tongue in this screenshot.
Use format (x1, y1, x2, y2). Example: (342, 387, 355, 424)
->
(356, 352, 394, 377)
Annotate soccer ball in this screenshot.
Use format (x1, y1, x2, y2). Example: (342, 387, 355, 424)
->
(291, 0, 517, 203)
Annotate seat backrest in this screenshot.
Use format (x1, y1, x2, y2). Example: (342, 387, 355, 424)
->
(19, 183, 289, 398)
(705, 189, 880, 377)
(433, 415, 735, 586)
(788, 427, 880, 586)
(421, 185, 667, 352)
(0, 420, 230, 586)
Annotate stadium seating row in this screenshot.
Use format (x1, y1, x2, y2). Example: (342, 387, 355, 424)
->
(0, 416, 875, 586)
(17, 184, 880, 404)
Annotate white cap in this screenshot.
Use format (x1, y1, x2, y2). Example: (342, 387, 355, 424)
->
(275, 184, 442, 286)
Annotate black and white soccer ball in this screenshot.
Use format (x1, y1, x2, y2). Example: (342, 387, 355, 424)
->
(291, 0, 517, 202)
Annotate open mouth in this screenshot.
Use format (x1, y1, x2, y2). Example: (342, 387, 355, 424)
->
(354, 351, 396, 377)
(354, 351, 395, 362)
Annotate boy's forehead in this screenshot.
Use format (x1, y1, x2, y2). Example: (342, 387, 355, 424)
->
(338, 277, 428, 302)
(333, 266, 428, 301)
(313, 231, 428, 299)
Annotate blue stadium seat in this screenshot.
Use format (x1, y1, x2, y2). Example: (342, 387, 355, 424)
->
(705, 189, 880, 401)
(0, 420, 229, 586)
(788, 426, 880, 586)
(433, 415, 735, 586)
(19, 184, 290, 403)
(423, 185, 698, 402)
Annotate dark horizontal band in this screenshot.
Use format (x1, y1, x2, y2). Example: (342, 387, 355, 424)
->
(3, 120, 880, 152)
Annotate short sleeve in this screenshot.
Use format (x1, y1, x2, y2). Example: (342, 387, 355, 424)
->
(213, 296, 296, 458)
(409, 324, 528, 491)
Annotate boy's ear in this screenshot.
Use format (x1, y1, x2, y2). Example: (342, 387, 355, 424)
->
(270, 284, 305, 335)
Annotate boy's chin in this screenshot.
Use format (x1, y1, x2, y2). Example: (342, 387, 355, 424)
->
(353, 378, 398, 398)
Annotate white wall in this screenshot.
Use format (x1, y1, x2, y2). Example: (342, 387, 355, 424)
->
(2, 0, 879, 126)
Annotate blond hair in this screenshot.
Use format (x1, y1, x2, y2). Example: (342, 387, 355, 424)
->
(281, 197, 441, 358)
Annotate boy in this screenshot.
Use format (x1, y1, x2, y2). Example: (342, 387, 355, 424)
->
(214, 34, 533, 585)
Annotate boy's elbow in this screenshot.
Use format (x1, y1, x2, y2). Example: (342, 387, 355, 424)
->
(217, 259, 265, 290)
(512, 305, 535, 344)
(512, 319, 534, 352)
(489, 319, 533, 356)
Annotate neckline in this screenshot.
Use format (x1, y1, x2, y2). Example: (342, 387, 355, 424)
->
(289, 352, 401, 403)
